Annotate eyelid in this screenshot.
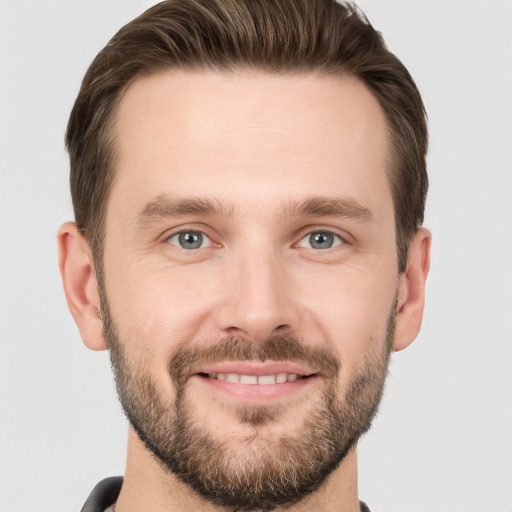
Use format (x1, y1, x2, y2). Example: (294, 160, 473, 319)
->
(160, 224, 352, 250)
(296, 232, 343, 249)
(167, 231, 211, 249)
(293, 226, 353, 248)
(162, 225, 221, 249)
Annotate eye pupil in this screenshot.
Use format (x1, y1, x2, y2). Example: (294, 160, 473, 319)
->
(179, 231, 203, 249)
(310, 232, 334, 249)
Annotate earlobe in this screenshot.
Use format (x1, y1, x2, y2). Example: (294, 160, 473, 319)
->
(57, 222, 107, 351)
(393, 228, 431, 352)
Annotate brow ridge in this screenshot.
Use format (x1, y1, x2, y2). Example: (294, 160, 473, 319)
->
(282, 196, 373, 221)
(135, 194, 373, 228)
(136, 195, 234, 228)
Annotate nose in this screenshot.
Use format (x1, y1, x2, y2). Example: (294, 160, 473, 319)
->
(215, 245, 302, 341)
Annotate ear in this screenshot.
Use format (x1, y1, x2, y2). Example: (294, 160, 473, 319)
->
(393, 228, 431, 352)
(57, 222, 107, 351)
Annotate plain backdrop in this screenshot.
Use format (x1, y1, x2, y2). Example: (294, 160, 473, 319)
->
(1, 1, 511, 511)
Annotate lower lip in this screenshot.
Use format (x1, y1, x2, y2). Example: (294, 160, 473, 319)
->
(191, 374, 319, 402)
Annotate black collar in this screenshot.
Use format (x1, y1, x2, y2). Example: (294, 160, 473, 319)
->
(81, 477, 371, 512)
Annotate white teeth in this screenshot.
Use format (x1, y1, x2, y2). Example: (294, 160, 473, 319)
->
(276, 373, 288, 383)
(240, 374, 258, 384)
(209, 372, 304, 384)
(258, 374, 276, 385)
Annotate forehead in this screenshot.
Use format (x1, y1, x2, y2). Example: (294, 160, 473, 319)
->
(110, 70, 392, 221)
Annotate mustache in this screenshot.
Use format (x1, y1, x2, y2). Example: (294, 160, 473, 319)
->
(169, 335, 340, 385)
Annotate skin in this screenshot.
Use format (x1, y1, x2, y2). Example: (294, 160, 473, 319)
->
(58, 71, 431, 511)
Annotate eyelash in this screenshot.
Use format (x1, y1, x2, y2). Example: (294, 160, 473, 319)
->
(164, 227, 350, 251)
(165, 229, 217, 250)
(294, 230, 346, 250)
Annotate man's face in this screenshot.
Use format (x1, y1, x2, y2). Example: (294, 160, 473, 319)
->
(101, 71, 399, 509)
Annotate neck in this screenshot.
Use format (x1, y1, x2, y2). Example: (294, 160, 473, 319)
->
(114, 428, 361, 512)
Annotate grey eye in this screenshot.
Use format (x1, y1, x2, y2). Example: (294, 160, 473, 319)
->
(297, 231, 343, 250)
(168, 231, 209, 250)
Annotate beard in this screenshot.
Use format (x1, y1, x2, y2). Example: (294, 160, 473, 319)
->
(102, 298, 394, 511)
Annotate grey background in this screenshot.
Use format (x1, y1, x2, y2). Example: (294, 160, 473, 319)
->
(1, 1, 511, 511)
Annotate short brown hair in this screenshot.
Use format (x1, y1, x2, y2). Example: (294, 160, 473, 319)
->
(66, 0, 427, 273)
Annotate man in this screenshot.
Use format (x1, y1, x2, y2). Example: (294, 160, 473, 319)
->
(58, 0, 430, 510)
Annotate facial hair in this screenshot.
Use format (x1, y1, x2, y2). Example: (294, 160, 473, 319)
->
(102, 300, 394, 511)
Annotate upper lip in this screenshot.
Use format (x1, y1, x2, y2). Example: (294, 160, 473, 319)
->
(193, 362, 318, 377)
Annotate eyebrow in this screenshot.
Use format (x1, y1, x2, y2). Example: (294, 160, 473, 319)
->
(281, 196, 373, 222)
(135, 194, 373, 228)
(136, 195, 234, 228)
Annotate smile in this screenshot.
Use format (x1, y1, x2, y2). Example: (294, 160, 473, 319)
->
(192, 363, 319, 402)
(204, 372, 307, 384)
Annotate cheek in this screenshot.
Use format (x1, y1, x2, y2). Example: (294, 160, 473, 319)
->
(103, 256, 217, 354)
(102, 238, 398, 380)
(298, 265, 396, 367)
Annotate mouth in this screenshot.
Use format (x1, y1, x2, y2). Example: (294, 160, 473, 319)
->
(199, 371, 312, 384)
(191, 363, 319, 401)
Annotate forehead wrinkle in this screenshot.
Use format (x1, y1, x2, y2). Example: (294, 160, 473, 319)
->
(135, 194, 234, 228)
